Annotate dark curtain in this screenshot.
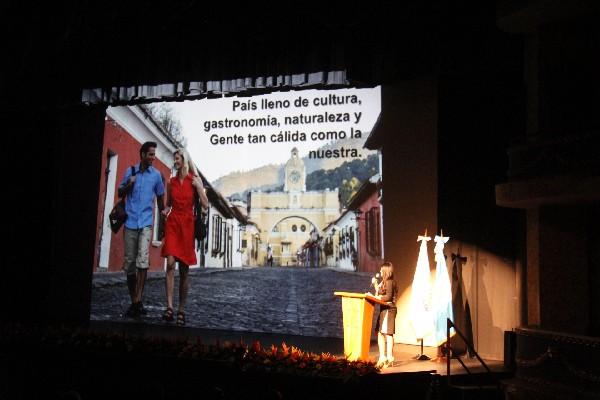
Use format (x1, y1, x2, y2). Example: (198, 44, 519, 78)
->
(4, 1, 457, 108)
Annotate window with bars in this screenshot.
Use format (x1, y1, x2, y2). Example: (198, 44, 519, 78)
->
(212, 214, 223, 254)
(366, 206, 381, 256)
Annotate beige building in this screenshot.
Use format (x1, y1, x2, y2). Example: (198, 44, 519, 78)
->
(248, 148, 341, 266)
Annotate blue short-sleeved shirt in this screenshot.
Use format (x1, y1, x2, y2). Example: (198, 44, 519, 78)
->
(119, 163, 165, 230)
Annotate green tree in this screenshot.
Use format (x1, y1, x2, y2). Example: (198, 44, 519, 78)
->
(306, 154, 379, 206)
(339, 176, 362, 205)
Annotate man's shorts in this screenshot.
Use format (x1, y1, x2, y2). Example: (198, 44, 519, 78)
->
(123, 226, 152, 275)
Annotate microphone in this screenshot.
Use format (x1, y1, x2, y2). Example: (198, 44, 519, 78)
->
(370, 273, 380, 288)
(366, 273, 381, 294)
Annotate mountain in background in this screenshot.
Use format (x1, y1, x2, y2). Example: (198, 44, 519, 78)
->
(212, 136, 376, 197)
(211, 164, 283, 198)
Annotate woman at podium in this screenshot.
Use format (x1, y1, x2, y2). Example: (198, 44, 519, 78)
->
(374, 262, 398, 368)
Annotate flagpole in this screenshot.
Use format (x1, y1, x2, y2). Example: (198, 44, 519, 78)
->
(416, 338, 431, 361)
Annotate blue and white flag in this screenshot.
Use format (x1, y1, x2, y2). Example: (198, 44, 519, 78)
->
(432, 232, 454, 345)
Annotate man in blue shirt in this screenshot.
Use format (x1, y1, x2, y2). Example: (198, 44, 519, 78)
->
(118, 141, 165, 317)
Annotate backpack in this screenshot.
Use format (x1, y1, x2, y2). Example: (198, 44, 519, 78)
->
(109, 166, 136, 233)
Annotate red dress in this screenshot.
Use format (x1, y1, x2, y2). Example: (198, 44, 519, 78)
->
(161, 173, 197, 266)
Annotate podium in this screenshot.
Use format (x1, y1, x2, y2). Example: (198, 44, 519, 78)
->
(334, 292, 388, 361)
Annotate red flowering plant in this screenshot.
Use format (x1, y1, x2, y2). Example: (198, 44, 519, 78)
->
(178, 339, 380, 378)
(1, 323, 380, 379)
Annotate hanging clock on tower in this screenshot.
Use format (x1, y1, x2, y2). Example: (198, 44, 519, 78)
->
(289, 170, 301, 183)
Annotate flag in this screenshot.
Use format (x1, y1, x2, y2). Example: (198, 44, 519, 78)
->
(409, 233, 434, 339)
(432, 233, 454, 345)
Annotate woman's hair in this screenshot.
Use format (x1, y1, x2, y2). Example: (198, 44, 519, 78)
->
(380, 261, 394, 281)
(174, 148, 198, 177)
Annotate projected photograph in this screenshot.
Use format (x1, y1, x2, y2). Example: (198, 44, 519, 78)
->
(91, 87, 384, 338)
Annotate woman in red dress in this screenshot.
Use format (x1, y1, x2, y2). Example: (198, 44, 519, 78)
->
(161, 148, 208, 325)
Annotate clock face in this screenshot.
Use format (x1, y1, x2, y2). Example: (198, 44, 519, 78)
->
(289, 170, 300, 183)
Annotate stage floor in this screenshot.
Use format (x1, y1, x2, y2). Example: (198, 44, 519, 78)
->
(377, 343, 505, 375)
(89, 320, 506, 377)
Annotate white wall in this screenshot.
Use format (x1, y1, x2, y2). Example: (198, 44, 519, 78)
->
(336, 212, 358, 271)
(231, 219, 244, 268)
(204, 205, 230, 269)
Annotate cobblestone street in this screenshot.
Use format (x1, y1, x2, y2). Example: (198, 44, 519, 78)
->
(91, 267, 375, 338)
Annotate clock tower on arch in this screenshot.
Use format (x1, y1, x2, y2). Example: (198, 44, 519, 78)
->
(247, 146, 340, 266)
(284, 147, 306, 192)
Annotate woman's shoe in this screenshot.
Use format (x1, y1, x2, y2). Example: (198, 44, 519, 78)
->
(176, 310, 186, 326)
(162, 307, 174, 322)
(384, 357, 395, 368)
(376, 357, 387, 368)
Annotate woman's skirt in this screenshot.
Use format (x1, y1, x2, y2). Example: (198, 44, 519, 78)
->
(376, 306, 397, 335)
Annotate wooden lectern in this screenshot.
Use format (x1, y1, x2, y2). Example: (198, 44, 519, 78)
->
(334, 292, 388, 361)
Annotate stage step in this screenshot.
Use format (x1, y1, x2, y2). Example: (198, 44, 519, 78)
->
(447, 383, 504, 400)
(435, 371, 512, 400)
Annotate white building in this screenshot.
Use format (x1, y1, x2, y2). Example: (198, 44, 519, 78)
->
(332, 209, 359, 271)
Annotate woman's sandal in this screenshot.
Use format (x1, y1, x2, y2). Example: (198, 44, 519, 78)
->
(162, 307, 174, 322)
(176, 311, 186, 326)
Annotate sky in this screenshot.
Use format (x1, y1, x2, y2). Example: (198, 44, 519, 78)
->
(170, 86, 381, 183)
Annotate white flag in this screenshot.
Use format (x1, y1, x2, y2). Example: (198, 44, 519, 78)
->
(409, 233, 434, 339)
